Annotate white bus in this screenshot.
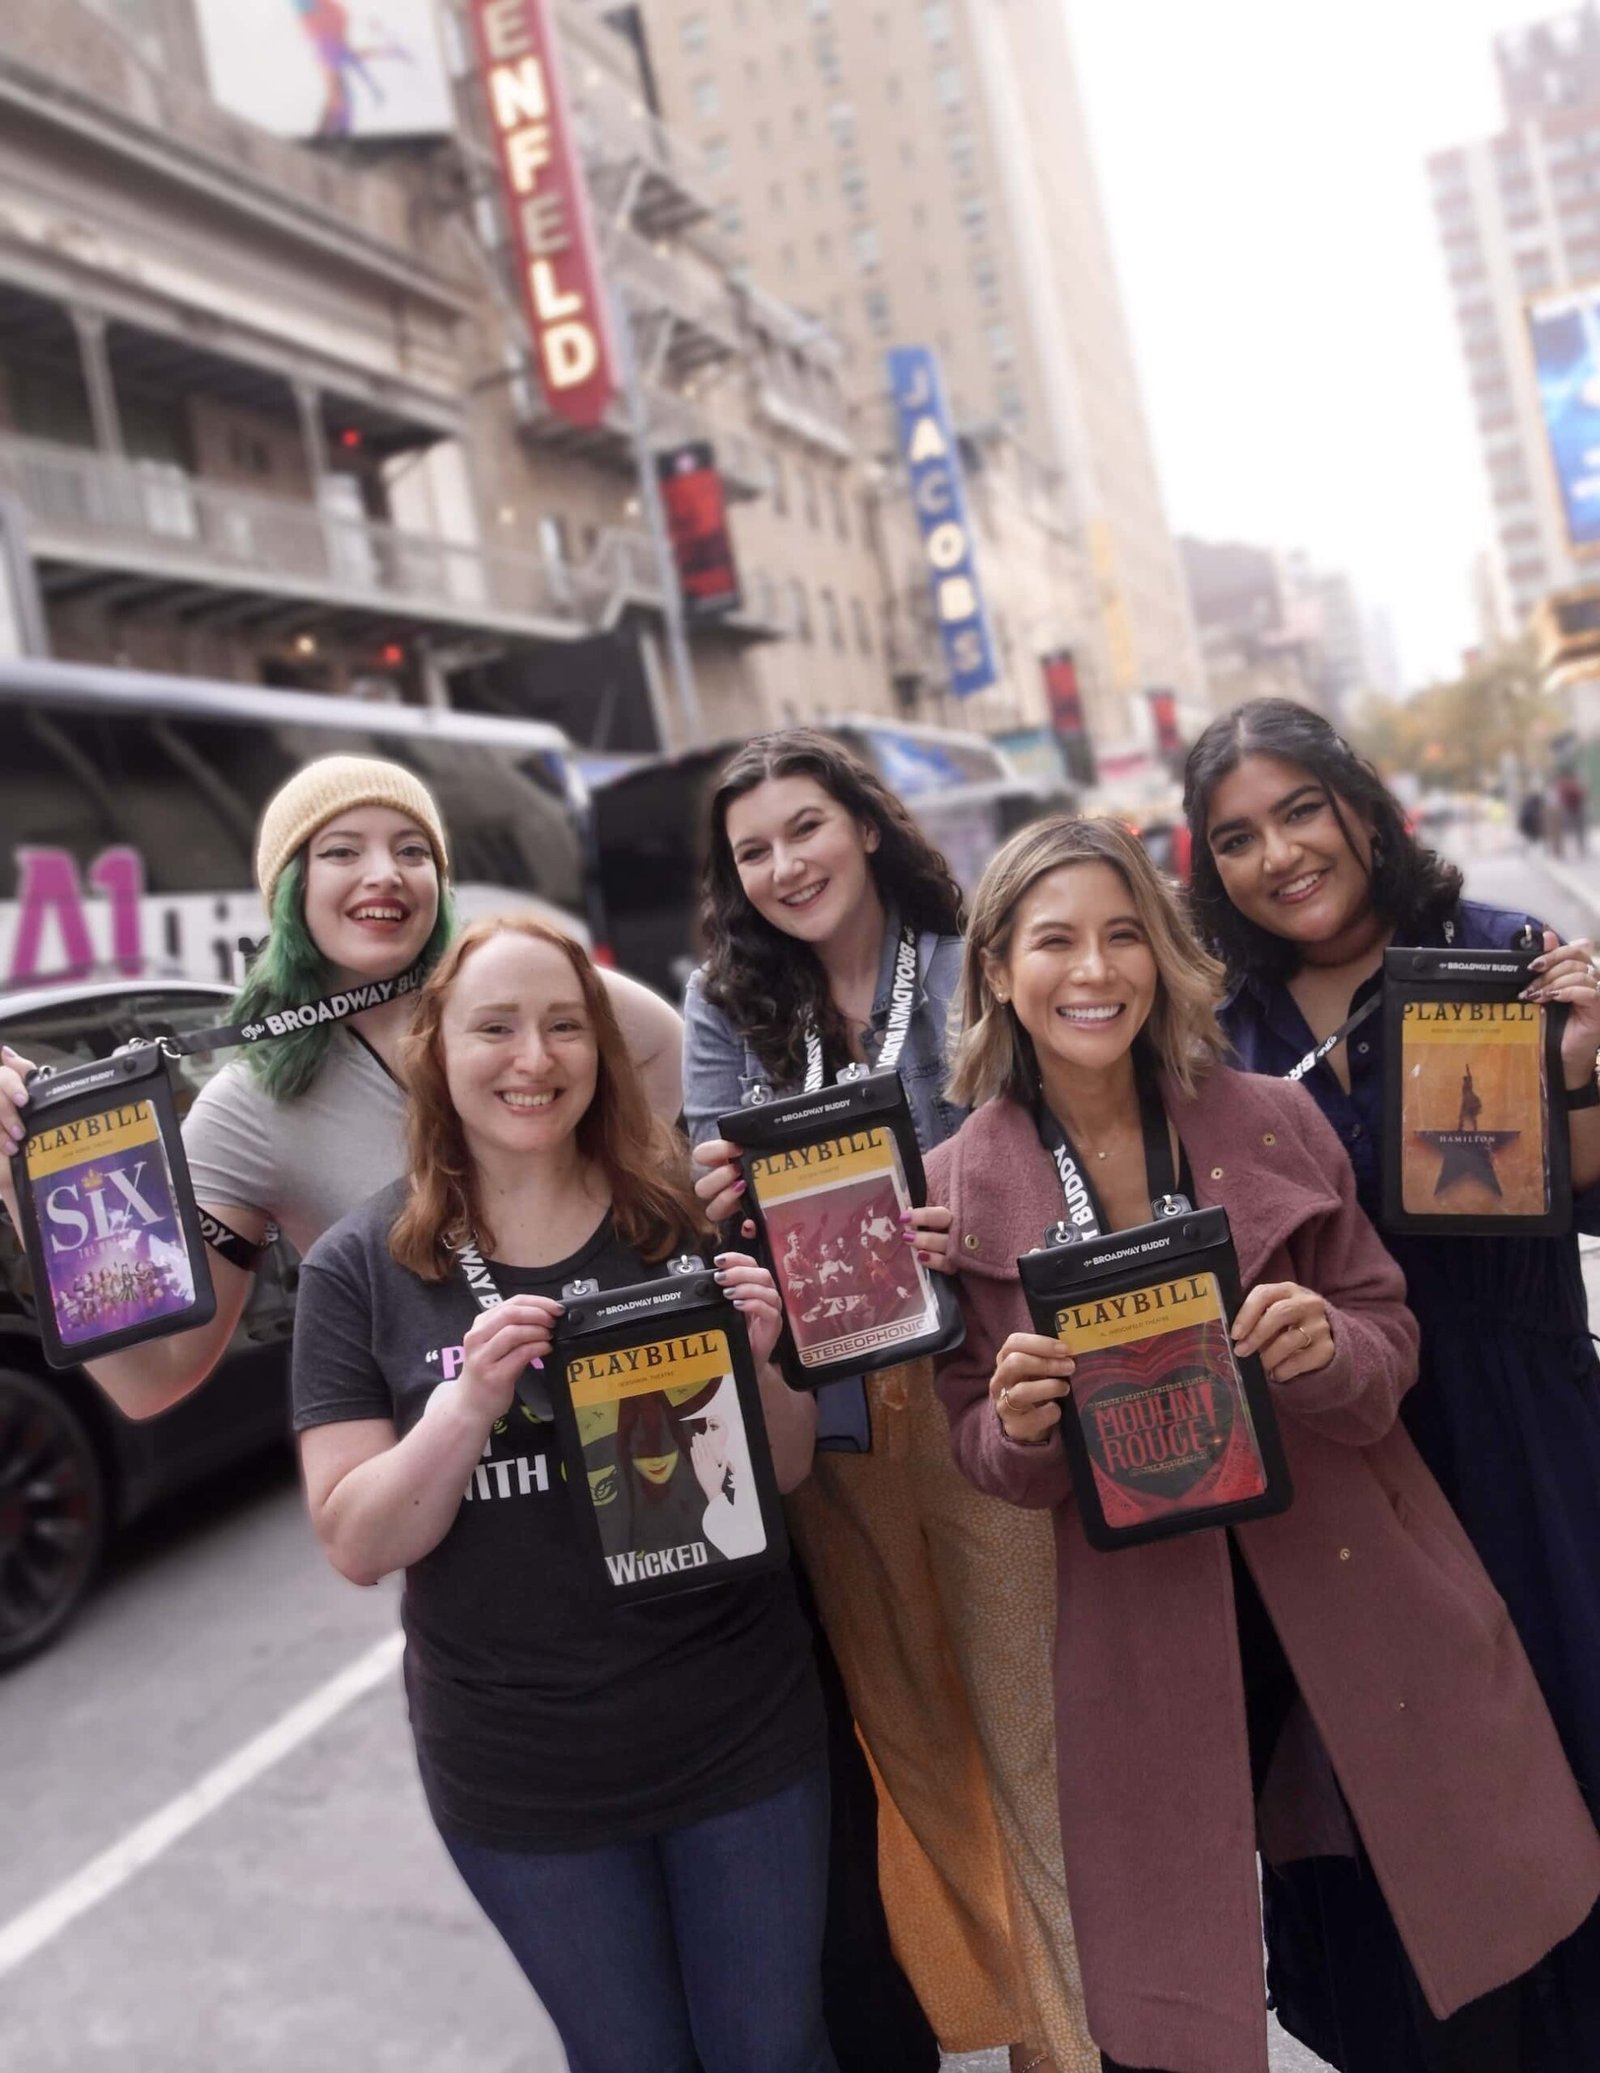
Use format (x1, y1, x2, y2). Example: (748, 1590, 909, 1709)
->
(0, 658, 597, 996)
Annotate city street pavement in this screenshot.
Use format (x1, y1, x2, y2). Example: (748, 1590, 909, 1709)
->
(11, 829, 1583, 2073)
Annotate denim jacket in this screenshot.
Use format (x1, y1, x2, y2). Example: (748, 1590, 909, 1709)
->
(681, 910, 966, 1155)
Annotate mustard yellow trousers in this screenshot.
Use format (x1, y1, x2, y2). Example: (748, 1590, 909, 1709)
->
(786, 1362, 1096, 2070)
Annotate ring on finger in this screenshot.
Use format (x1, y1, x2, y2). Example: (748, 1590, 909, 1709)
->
(1296, 1323, 1313, 1350)
(998, 1385, 1014, 1417)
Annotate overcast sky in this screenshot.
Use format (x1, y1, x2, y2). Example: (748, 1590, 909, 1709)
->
(1065, 0, 1576, 691)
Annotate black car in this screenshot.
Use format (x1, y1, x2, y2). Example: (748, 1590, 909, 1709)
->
(0, 981, 297, 1669)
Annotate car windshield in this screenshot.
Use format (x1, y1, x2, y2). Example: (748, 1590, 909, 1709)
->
(3, 991, 236, 1118)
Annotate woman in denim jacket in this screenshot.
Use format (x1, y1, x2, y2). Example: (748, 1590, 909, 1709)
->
(683, 730, 1093, 2073)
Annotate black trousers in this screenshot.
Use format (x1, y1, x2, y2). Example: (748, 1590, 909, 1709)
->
(1099, 1542, 1523, 2073)
(793, 1559, 941, 2073)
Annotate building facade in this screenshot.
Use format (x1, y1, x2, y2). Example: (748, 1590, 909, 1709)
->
(0, 0, 1095, 761)
(645, 0, 1203, 745)
(1429, 4, 1600, 635)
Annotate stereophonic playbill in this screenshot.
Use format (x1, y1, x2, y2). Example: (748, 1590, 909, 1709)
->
(567, 1327, 769, 1590)
(748, 1125, 942, 1371)
(1398, 999, 1549, 1221)
(1053, 1271, 1271, 1532)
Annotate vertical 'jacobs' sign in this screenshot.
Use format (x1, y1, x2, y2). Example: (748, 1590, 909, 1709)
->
(470, 0, 618, 429)
(887, 345, 998, 699)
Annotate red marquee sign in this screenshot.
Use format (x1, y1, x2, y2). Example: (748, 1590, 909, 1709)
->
(470, 0, 618, 429)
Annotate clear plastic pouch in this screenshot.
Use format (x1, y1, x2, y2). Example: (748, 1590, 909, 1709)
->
(1382, 945, 1569, 1236)
(1019, 1204, 1293, 1552)
(549, 1257, 790, 1604)
(719, 1069, 964, 1392)
(10, 1047, 216, 1370)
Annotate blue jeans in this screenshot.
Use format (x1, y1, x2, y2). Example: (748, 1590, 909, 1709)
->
(442, 1768, 837, 2073)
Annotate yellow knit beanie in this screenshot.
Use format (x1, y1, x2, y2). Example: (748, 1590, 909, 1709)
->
(255, 755, 450, 910)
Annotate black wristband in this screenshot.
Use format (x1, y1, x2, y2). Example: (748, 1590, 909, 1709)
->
(196, 1207, 275, 1271)
(1565, 1074, 1600, 1112)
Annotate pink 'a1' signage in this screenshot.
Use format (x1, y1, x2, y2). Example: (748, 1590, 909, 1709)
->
(470, 0, 618, 429)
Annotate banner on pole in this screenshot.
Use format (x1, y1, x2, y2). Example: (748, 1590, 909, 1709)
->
(657, 443, 742, 619)
(887, 347, 999, 699)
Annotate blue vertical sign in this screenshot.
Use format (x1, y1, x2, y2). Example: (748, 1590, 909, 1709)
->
(888, 347, 999, 699)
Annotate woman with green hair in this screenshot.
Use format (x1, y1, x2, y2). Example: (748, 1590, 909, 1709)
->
(0, 754, 684, 1422)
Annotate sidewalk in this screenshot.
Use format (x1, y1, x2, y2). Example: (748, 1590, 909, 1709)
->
(1525, 843, 1600, 931)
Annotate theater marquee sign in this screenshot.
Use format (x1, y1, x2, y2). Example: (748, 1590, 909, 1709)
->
(470, 0, 618, 428)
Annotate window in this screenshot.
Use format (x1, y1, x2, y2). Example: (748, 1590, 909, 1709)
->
(961, 194, 987, 241)
(705, 139, 732, 176)
(682, 13, 709, 53)
(948, 129, 977, 183)
(841, 163, 869, 211)
(791, 579, 814, 641)
(807, 0, 831, 15)
(769, 179, 786, 209)
(998, 381, 1025, 426)
(865, 287, 893, 337)
(781, 241, 797, 271)
(900, 138, 916, 166)
(830, 478, 848, 539)
(801, 468, 820, 527)
(821, 588, 845, 652)
(974, 254, 1000, 304)
(721, 201, 743, 237)
(817, 37, 843, 85)
(886, 74, 903, 103)
(852, 597, 874, 655)
(925, 262, 942, 291)
(816, 232, 834, 259)
(793, 105, 810, 137)
(756, 118, 772, 147)
(923, 0, 953, 40)
(934, 64, 963, 108)
(692, 76, 720, 120)
(770, 450, 788, 514)
(828, 100, 856, 147)
(987, 322, 1014, 366)
(854, 224, 881, 270)
(744, 56, 761, 83)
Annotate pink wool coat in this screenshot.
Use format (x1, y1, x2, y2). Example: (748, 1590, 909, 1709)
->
(926, 1068, 1600, 2073)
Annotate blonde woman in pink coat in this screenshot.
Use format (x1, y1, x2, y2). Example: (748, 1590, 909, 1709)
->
(926, 816, 1600, 2073)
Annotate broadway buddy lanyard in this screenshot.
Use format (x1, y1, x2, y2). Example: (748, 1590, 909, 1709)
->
(1033, 1061, 1189, 1242)
(1279, 917, 1479, 1084)
(801, 924, 919, 1095)
(454, 1238, 553, 1420)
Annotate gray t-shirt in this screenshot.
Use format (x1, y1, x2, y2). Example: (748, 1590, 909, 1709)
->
(183, 1033, 405, 1256)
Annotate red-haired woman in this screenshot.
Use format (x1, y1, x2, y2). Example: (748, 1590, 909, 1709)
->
(290, 915, 834, 2073)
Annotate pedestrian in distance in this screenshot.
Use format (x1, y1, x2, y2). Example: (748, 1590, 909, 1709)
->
(292, 912, 833, 2073)
(683, 729, 1095, 2073)
(1184, 696, 1600, 2070)
(0, 754, 684, 1422)
(928, 812, 1600, 2073)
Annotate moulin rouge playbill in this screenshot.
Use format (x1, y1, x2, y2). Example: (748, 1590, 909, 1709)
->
(748, 1124, 942, 1370)
(1055, 1271, 1270, 1530)
(24, 1098, 200, 1348)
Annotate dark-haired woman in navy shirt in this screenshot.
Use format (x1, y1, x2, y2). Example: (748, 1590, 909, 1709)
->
(1184, 698, 1600, 2073)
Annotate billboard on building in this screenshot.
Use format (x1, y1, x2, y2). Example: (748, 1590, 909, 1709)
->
(1529, 286, 1600, 553)
(887, 347, 999, 700)
(658, 444, 742, 620)
(194, 0, 455, 141)
(469, 0, 619, 431)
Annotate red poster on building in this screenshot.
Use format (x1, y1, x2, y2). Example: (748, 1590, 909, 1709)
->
(1148, 686, 1183, 758)
(1042, 650, 1097, 787)
(658, 442, 742, 619)
(470, 0, 618, 429)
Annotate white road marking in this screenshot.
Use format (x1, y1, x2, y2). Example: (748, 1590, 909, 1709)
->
(0, 1631, 403, 1980)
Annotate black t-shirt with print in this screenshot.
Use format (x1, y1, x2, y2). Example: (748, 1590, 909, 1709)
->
(292, 1181, 823, 1850)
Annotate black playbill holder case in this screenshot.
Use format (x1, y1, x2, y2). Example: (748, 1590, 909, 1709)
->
(1382, 946, 1569, 1237)
(1018, 1205, 1293, 1552)
(10, 1047, 216, 1371)
(719, 1069, 965, 1392)
(549, 1257, 789, 1605)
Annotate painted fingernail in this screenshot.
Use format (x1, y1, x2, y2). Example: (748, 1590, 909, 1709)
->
(531, 1358, 544, 1371)
(917, 1249, 931, 1262)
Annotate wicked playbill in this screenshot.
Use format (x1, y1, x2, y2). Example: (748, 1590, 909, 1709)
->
(1055, 1271, 1271, 1532)
(749, 1125, 941, 1370)
(1399, 999, 1549, 1220)
(567, 1328, 769, 1588)
(23, 1097, 200, 1348)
